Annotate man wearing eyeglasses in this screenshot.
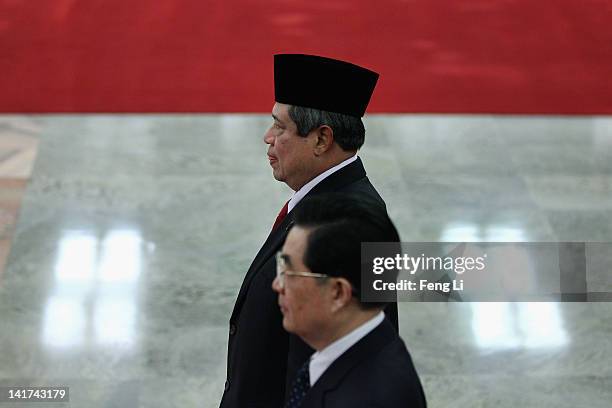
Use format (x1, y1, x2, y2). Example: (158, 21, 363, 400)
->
(272, 194, 426, 408)
(221, 54, 398, 408)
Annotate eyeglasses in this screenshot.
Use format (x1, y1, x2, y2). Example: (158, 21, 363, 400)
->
(275, 252, 329, 289)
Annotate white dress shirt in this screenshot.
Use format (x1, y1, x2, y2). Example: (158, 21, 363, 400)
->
(287, 155, 358, 213)
(308, 311, 385, 386)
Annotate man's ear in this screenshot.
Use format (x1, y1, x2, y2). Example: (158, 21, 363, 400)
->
(330, 278, 354, 312)
(313, 125, 334, 156)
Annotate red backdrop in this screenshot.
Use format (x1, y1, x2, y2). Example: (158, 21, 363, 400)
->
(1, 0, 611, 113)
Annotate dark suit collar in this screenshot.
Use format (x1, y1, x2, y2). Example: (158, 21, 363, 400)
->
(307, 156, 366, 196)
(230, 157, 368, 322)
(304, 318, 397, 401)
(258, 156, 366, 269)
(246, 155, 367, 274)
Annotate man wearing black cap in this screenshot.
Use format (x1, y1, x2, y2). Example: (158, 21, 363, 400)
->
(273, 194, 426, 408)
(220, 54, 398, 408)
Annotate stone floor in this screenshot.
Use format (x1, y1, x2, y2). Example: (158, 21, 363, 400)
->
(0, 114, 610, 407)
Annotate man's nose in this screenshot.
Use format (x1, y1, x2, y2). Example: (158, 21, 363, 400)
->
(263, 128, 275, 145)
(272, 275, 282, 293)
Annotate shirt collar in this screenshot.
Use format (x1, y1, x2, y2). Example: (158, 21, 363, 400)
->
(308, 311, 384, 386)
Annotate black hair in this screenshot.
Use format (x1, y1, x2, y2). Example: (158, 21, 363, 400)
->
(288, 105, 366, 151)
(292, 193, 400, 309)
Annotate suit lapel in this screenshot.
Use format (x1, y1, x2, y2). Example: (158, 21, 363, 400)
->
(303, 319, 396, 406)
(230, 214, 294, 321)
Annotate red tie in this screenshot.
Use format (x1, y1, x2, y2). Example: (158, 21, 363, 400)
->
(272, 201, 289, 231)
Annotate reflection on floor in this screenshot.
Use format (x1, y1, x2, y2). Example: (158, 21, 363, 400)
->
(0, 118, 39, 280)
(0, 115, 610, 407)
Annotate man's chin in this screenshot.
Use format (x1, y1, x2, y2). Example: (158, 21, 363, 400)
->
(281, 317, 294, 333)
(272, 170, 284, 182)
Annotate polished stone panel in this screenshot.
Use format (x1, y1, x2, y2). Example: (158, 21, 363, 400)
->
(0, 117, 39, 280)
(0, 114, 610, 407)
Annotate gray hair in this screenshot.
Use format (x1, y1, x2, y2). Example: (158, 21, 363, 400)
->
(288, 105, 366, 151)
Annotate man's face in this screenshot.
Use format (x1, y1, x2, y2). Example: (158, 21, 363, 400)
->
(272, 226, 331, 338)
(263, 103, 315, 191)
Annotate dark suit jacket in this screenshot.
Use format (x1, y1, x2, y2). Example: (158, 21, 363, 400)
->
(220, 157, 399, 408)
(300, 318, 427, 408)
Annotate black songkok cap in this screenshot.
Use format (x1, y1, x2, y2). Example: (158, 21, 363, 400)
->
(274, 54, 379, 117)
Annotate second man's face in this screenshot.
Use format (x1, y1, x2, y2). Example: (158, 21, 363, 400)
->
(263, 103, 316, 191)
(272, 226, 331, 342)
